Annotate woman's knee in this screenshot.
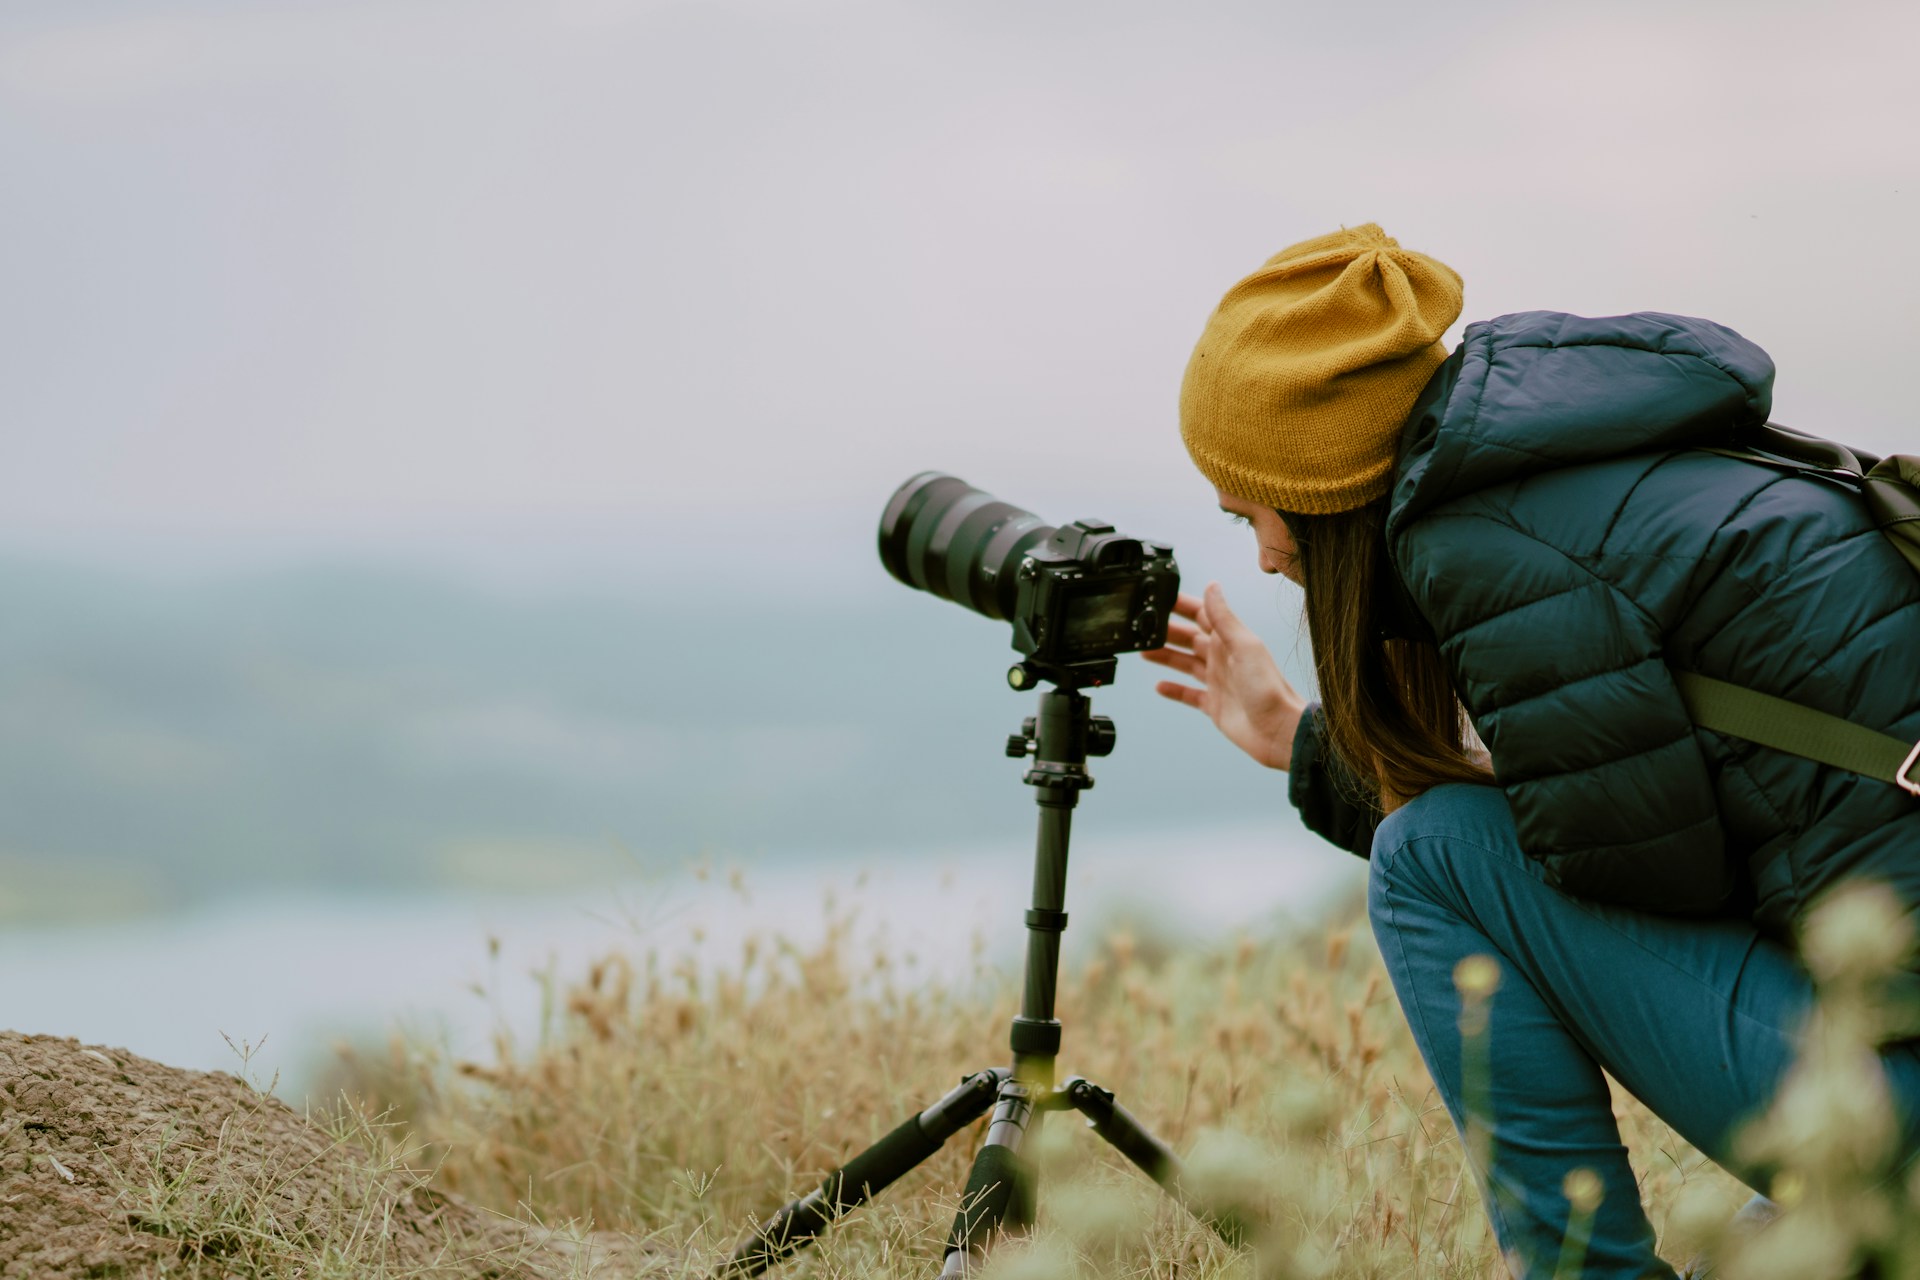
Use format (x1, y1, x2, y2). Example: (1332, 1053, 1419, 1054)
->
(1368, 783, 1526, 928)
(1374, 783, 1514, 854)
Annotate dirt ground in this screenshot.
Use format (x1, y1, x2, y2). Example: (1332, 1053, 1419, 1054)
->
(0, 1031, 658, 1279)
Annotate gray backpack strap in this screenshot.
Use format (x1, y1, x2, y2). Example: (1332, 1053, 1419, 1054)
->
(1673, 670, 1920, 796)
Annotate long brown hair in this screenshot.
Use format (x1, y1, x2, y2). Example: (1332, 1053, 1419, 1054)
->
(1279, 500, 1491, 812)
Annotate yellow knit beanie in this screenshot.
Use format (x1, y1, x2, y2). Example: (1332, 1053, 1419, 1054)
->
(1179, 224, 1464, 515)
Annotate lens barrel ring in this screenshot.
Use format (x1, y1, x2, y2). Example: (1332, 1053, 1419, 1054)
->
(879, 473, 1053, 623)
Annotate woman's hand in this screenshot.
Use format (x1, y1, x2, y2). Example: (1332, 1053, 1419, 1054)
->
(1141, 583, 1308, 771)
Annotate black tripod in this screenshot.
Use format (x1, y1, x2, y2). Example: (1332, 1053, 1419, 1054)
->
(720, 676, 1246, 1277)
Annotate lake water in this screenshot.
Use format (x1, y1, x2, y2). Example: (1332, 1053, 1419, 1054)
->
(0, 820, 1364, 1099)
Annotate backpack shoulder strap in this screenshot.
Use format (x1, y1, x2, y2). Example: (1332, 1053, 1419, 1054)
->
(1740, 422, 1880, 473)
(1672, 669, 1920, 796)
(1697, 426, 1871, 489)
(1701, 423, 1920, 575)
(1676, 422, 1920, 789)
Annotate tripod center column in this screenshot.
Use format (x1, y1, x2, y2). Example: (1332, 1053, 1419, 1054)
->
(1010, 687, 1102, 1085)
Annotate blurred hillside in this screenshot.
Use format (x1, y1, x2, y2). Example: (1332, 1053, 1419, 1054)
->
(0, 551, 1309, 920)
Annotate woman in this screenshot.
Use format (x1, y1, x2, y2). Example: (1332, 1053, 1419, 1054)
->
(1143, 224, 1920, 1277)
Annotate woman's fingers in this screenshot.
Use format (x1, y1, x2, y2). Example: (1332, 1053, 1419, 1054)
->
(1153, 679, 1204, 708)
(1202, 582, 1250, 640)
(1141, 645, 1203, 678)
(1153, 582, 1301, 772)
(1161, 617, 1210, 651)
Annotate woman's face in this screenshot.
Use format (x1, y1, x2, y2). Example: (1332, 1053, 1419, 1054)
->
(1216, 489, 1303, 585)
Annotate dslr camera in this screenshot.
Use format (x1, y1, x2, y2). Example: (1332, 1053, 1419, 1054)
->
(878, 472, 1180, 689)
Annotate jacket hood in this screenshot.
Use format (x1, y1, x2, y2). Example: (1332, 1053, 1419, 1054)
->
(1387, 311, 1776, 539)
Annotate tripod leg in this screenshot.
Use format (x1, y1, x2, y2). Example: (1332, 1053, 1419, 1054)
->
(719, 1068, 1005, 1278)
(1063, 1078, 1250, 1248)
(937, 1082, 1042, 1277)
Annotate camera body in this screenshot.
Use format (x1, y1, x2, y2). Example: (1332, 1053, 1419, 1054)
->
(878, 472, 1180, 689)
(1008, 519, 1177, 679)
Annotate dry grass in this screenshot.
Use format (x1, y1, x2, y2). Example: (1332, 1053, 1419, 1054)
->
(316, 879, 1877, 1279)
(110, 1098, 556, 1279)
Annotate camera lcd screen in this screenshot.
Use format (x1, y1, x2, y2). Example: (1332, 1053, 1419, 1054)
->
(1060, 581, 1139, 656)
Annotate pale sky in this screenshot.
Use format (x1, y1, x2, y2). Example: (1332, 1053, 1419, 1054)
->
(3, 0, 1916, 577)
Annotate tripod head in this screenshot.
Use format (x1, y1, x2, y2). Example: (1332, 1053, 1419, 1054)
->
(1004, 693, 1115, 793)
(1005, 654, 1118, 693)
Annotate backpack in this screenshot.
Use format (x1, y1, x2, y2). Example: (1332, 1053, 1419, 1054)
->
(1675, 424, 1920, 795)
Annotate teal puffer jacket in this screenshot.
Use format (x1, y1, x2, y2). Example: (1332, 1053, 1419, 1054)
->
(1289, 310, 1920, 944)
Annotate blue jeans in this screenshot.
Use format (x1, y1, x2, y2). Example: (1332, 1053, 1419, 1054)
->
(1368, 783, 1920, 1279)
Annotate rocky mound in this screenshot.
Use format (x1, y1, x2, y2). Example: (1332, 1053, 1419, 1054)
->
(0, 1032, 660, 1279)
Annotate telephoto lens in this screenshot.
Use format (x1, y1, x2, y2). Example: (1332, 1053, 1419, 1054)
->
(877, 472, 1056, 622)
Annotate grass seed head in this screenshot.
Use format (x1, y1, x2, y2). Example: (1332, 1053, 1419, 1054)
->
(1266, 1079, 1337, 1142)
(1659, 1179, 1741, 1267)
(1800, 880, 1915, 990)
(973, 1235, 1087, 1280)
(1723, 1208, 1856, 1280)
(1045, 1180, 1145, 1257)
(1451, 954, 1501, 1000)
(1561, 1166, 1603, 1215)
(1183, 1126, 1281, 1221)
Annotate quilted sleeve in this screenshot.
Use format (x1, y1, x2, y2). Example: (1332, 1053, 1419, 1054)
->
(1397, 513, 1735, 913)
(1287, 703, 1381, 860)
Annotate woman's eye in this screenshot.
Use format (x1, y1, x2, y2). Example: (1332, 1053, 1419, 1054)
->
(1227, 515, 1250, 527)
